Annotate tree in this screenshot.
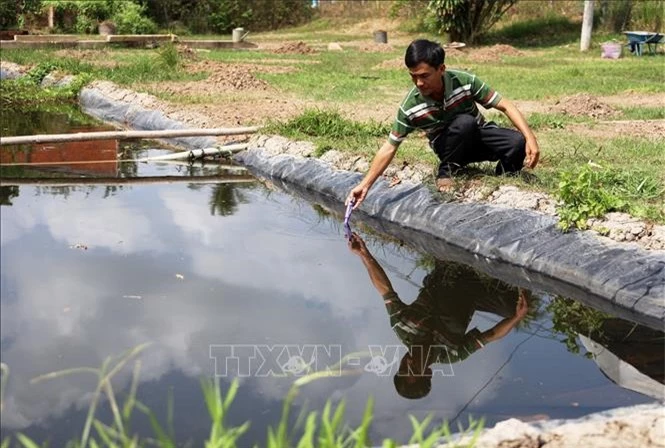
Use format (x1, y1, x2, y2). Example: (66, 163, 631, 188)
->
(427, 0, 518, 44)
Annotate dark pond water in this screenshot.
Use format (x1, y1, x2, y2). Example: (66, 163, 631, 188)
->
(1, 176, 663, 446)
(1, 110, 663, 446)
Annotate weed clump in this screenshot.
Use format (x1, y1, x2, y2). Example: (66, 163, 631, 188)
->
(555, 164, 663, 231)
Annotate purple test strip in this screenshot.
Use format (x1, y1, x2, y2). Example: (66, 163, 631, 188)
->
(343, 200, 354, 240)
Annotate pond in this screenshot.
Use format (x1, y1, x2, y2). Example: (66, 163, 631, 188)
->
(0, 111, 663, 446)
(1, 177, 663, 446)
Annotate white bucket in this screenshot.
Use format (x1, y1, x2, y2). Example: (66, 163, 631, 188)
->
(232, 27, 248, 43)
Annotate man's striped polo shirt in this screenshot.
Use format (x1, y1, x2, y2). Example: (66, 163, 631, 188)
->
(383, 291, 484, 364)
(389, 69, 503, 146)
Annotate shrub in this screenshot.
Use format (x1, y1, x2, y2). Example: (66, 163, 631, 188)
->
(111, 2, 157, 35)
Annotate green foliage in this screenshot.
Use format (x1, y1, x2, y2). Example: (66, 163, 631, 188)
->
(146, 0, 313, 34)
(42, 0, 156, 34)
(26, 61, 56, 84)
(547, 297, 608, 355)
(43, 0, 118, 33)
(266, 109, 389, 156)
(556, 164, 627, 231)
(207, 0, 254, 34)
(555, 164, 663, 231)
(599, 0, 664, 33)
(0, 0, 17, 29)
(111, 1, 157, 35)
(0, 0, 41, 29)
(427, 0, 518, 43)
(1, 79, 74, 111)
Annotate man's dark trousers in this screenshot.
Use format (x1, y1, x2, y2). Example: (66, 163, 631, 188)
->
(430, 114, 526, 179)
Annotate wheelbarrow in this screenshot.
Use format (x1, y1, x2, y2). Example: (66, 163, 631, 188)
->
(623, 31, 664, 56)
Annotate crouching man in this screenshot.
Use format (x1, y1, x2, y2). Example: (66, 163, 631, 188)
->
(346, 39, 540, 208)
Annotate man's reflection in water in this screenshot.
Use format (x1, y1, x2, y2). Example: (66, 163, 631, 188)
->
(348, 233, 530, 399)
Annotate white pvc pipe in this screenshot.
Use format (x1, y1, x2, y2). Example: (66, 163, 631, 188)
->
(135, 144, 248, 162)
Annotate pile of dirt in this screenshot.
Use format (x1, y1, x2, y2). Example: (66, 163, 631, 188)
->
(157, 61, 272, 94)
(205, 68, 269, 90)
(550, 93, 616, 118)
(357, 42, 394, 53)
(272, 41, 316, 55)
(468, 44, 523, 62)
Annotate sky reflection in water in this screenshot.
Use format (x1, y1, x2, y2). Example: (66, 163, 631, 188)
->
(0, 181, 661, 446)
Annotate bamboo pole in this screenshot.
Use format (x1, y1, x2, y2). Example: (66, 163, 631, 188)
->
(0, 127, 261, 146)
(0, 175, 256, 187)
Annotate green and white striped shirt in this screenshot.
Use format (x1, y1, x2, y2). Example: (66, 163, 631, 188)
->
(389, 69, 502, 146)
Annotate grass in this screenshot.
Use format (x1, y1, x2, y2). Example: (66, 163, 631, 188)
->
(265, 109, 390, 156)
(0, 347, 485, 448)
(469, 52, 665, 100)
(618, 106, 665, 121)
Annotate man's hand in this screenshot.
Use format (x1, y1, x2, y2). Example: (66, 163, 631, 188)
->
(524, 137, 540, 169)
(346, 184, 368, 210)
(347, 232, 369, 256)
(515, 288, 530, 319)
(345, 141, 398, 210)
(495, 98, 540, 170)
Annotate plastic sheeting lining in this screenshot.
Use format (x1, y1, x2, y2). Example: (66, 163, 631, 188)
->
(79, 88, 217, 150)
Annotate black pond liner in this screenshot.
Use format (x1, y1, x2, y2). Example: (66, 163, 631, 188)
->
(234, 148, 665, 331)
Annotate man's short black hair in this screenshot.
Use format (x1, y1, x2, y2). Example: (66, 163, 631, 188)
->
(393, 373, 432, 399)
(404, 39, 446, 69)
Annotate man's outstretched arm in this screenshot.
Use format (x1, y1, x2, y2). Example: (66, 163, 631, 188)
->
(478, 288, 529, 344)
(346, 140, 398, 209)
(348, 233, 394, 296)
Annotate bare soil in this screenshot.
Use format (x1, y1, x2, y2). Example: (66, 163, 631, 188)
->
(271, 41, 317, 55)
(468, 44, 524, 63)
(550, 93, 617, 118)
